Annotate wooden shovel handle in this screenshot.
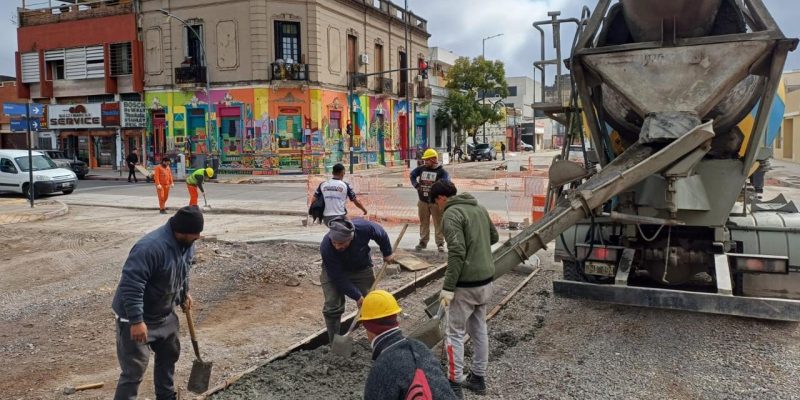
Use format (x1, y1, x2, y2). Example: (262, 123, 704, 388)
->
(75, 382, 104, 391)
(185, 308, 198, 342)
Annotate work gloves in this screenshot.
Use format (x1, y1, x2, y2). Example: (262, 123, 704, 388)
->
(439, 290, 454, 307)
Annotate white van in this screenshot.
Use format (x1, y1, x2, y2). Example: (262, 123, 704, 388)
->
(0, 149, 78, 196)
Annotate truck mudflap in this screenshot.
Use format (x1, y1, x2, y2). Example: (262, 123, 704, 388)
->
(553, 280, 800, 322)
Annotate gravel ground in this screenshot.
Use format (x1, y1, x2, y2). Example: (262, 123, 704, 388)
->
(211, 247, 800, 400)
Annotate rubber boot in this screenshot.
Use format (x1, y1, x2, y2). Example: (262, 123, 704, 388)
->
(449, 380, 464, 399)
(462, 373, 487, 395)
(325, 318, 341, 345)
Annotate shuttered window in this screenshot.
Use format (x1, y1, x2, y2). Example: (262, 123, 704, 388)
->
(64, 46, 105, 80)
(21, 52, 40, 83)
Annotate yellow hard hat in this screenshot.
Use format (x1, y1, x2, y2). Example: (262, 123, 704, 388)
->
(359, 290, 402, 321)
(422, 148, 438, 160)
(205, 167, 214, 177)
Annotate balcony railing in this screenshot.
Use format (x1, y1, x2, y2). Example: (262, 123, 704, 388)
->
(398, 82, 414, 97)
(271, 62, 309, 81)
(416, 83, 432, 101)
(350, 73, 368, 89)
(375, 76, 393, 94)
(174, 65, 206, 85)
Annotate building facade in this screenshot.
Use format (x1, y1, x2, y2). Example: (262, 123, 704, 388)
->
(427, 47, 459, 153)
(776, 71, 800, 164)
(0, 77, 29, 149)
(15, 0, 146, 168)
(141, 0, 430, 174)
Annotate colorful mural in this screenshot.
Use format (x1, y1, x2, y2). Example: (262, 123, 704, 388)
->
(144, 86, 420, 174)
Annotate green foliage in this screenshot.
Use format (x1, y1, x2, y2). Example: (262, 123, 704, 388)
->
(437, 56, 508, 143)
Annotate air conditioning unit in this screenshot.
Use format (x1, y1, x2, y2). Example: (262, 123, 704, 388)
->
(359, 53, 369, 65)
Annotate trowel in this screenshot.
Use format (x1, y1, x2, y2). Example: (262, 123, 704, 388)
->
(330, 224, 408, 357)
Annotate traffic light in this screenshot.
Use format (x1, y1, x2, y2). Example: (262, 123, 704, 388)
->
(419, 60, 428, 79)
(346, 121, 353, 136)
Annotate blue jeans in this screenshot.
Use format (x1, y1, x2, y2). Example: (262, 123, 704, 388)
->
(114, 312, 180, 400)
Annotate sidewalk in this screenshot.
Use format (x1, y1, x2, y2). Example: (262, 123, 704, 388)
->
(0, 198, 69, 225)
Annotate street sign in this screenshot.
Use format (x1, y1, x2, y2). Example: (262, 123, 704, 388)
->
(4, 102, 27, 116)
(3, 102, 44, 117)
(10, 117, 41, 132)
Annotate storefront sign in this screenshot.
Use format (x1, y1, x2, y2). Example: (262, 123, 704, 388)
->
(101, 102, 121, 127)
(121, 101, 147, 128)
(48, 104, 103, 129)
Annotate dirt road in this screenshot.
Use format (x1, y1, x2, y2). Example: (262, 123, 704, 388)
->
(0, 205, 442, 399)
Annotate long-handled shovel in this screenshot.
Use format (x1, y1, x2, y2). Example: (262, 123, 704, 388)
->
(185, 308, 213, 394)
(330, 224, 408, 357)
(201, 191, 212, 210)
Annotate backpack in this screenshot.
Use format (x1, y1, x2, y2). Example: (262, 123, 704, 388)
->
(308, 183, 325, 224)
(404, 346, 433, 400)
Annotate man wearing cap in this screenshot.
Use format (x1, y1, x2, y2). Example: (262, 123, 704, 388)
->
(111, 206, 204, 400)
(320, 217, 394, 344)
(361, 290, 459, 400)
(186, 167, 213, 207)
(410, 148, 450, 252)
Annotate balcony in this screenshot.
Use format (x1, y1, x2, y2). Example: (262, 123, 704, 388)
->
(271, 62, 309, 81)
(398, 82, 415, 98)
(174, 65, 207, 85)
(416, 83, 432, 101)
(19, 0, 135, 27)
(350, 73, 368, 90)
(375, 76, 393, 94)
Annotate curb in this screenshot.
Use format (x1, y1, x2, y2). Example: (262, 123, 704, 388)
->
(64, 202, 307, 217)
(0, 200, 69, 225)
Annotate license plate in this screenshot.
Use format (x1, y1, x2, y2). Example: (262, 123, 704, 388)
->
(60, 183, 72, 188)
(584, 262, 615, 277)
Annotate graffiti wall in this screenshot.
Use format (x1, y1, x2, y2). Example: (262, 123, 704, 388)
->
(144, 86, 418, 174)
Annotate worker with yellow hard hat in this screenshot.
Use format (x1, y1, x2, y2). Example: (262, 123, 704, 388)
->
(360, 290, 460, 399)
(185, 167, 214, 207)
(410, 148, 450, 252)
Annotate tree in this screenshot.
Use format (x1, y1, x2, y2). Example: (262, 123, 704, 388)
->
(437, 56, 509, 144)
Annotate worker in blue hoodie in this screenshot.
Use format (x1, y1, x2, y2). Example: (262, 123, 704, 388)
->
(320, 217, 394, 344)
(111, 206, 204, 400)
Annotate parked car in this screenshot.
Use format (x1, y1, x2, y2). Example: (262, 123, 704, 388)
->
(470, 143, 497, 161)
(0, 149, 78, 197)
(520, 143, 534, 152)
(41, 150, 87, 179)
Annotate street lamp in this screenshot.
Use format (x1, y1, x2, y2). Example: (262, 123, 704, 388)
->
(481, 33, 503, 143)
(159, 9, 212, 172)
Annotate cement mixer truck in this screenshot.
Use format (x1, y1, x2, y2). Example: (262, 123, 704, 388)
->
(490, 0, 800, 320)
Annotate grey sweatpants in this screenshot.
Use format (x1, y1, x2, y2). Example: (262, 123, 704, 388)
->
(320, 267, 375, 344)
(114, 312, 181, 400)
(445, 283, 493, 383)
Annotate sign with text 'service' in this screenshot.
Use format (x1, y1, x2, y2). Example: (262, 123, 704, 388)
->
(47, 104, 103, 129)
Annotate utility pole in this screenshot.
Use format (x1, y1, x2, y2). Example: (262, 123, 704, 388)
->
(404, 0, 411, 162)
(481, 33, 503, 144)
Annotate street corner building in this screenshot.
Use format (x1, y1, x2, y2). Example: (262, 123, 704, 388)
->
(12, 0, 432, 176)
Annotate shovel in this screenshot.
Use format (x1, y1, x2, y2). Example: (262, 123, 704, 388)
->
(408, 302, 446, 348)
(185, 308, 213, 394)
(201, 191, 212, 209)
(330, 224, 408, 357)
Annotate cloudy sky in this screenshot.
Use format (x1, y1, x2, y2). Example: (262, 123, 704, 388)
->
(0, 0, 797, 78)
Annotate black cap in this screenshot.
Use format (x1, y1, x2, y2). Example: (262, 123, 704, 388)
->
(169, 206, 204, 234)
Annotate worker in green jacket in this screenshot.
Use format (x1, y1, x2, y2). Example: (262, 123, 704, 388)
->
(186, 167, 213, 206)
(429, 180, 498, 397)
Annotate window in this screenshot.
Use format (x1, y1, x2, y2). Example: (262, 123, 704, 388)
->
(185, 24, 204, 66)
(374, 43, 384, 73)
(120, 93, 142, 101)
(0, 158, 17, 174)
(346, 34, 358, 76)
(275, 21, 301, 63)
(48, 60, 65, 80)
(507, 86, 518, 96)
(398, 50, 407, 84)
(88, 94, 114, 103)
(21, 52, 40, 83)
(110, 42, 133, 76)
(505, 102, 515, 108)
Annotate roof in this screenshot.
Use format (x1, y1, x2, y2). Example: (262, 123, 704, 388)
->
(0, 149, 45, 157)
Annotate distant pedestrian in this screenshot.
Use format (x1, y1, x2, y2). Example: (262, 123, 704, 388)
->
(312, 163, 368, 224)
(111, 206, 204, 400)
(319, 217, 394, 344)
(153, 157, 175, 214)
(186, 167, 213, 207)
(361, 290, 458, 400)
(410, 148, 450, 252)
(126, 149, 139, 183)
(500, 142, 506, 160)
(430, 180, 498, 396)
